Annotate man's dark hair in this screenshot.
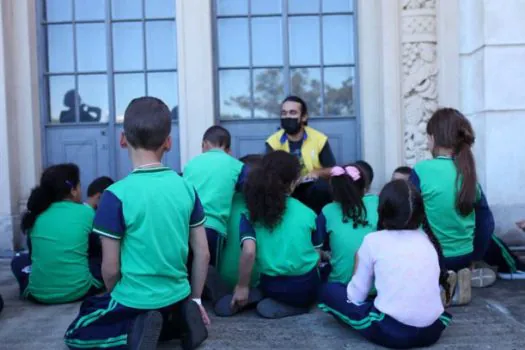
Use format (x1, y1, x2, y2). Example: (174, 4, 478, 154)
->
(123, 97, 171, 151)
(282, 95, 308, 117)
(87, 176, 115, 197)
(393, 166, 412, 176)
(203, 125, 231, 149)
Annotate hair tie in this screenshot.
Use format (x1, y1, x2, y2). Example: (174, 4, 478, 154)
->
(344, 166, 361, 181)
(330, 166, 346, 177)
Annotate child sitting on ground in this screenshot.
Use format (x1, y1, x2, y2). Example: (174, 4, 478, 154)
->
(392, 166, 412, 181)
(85, 176, 114, 210)
(318, 180, 452, 349)
(317, 164, 379, 284)
(64, 97, 210, 350)
(228, 151, 322, 319)
(11, 163, 103, 304)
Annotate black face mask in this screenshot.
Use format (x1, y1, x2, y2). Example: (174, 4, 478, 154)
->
(281, 118, 302, 135)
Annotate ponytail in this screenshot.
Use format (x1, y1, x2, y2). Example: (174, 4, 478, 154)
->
(454, 125, 477, 216)
(21, 163, 81, 232)
(243, 151, 301, 230)
(330, 165, 368, 228)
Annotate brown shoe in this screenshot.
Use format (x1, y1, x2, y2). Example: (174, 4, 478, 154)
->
(442, 271, 457, 307)
(451, 268, 472, 306)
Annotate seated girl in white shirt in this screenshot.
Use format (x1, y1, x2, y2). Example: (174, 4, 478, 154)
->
(318, 179, 453, 349)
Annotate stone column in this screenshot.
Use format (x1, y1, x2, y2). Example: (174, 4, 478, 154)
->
(400, 0, 438, 166)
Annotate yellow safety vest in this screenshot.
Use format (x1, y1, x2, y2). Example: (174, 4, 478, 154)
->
(266, 126, 328, 175)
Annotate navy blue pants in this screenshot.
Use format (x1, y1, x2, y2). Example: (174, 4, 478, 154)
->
(259, 268, 320, 307)
(205, 228, 225, 267)
(318, 283, 450, 349)
(64, 293, 189, 349)
(11, 253, 103, 302)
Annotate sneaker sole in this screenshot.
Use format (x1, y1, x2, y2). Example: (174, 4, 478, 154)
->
(452, 268, 472, 306)
(443, 271, 457, 307)
(471, 268, 497, 288)
(132, 311, 163, 350)
(256, 298, 309, 319)
(181, 301, 208, 350)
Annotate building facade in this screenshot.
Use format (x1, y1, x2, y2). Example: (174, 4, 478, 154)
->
(0, 0, 524, 252)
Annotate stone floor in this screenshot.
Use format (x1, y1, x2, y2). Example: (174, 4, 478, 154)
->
(0, 259, 524, 350)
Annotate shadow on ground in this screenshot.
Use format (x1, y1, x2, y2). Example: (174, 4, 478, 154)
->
(1, 259, 524, 349)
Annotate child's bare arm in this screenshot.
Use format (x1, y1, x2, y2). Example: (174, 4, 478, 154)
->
(189, 225, 210, 299)
(100, 236, 121, 292)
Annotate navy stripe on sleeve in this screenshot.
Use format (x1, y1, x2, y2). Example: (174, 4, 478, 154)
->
(409, 169, 421, 191)
(93, 191, 125, 240)
(240, 214, 256, 245)
(190, 190, 206, 227)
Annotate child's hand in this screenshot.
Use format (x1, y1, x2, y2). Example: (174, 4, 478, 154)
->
(517, 220, 525, 231)
(197, 304, 211, 326)
(231, 285, 249, 309)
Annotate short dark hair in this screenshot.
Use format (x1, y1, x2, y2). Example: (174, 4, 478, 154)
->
(123, 97, 171, 151)
(355, 160, 374, 188)
(282, 95, 308, 117)
(393, 166, 412, 176)
(203, 125, 231, 149)
(87, 176, 114, 197)
(239, 154, 263, 167)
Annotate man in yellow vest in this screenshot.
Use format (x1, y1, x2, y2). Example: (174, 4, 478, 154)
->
(266, 96, 336, 213)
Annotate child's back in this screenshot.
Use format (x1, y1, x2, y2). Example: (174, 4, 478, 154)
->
(100, 167, 198, 307)
(29, 201, 100, 303)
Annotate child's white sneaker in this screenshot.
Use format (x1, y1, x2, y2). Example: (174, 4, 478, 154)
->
(471, 267, 497, 288)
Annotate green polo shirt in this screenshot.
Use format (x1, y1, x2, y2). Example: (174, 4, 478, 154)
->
(240, 197, 321, 277)
(218, 193, 260, 289)
(183, 149, 245, 236)
(93, 166, 205, 309)
(320, 195, 379, 284)
(413, 157, 480, 257)
(26, 201, 102, 303)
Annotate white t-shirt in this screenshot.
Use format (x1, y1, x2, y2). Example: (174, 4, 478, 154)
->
(347, 229, 444, 328)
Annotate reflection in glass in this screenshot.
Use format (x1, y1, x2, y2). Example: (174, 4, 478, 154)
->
(251, 0, 281, 15)
(323, 15, 354, 65)
(113, 22, 144, 71)
(112, 0, 142, 19)
(115, 74, 145, 123)
(48, 75, 75, 123)
(76, 24, 107, 72)
(289, 0, 319, 13)
(323, 0, 353, 13)
(74, 0, 105, 21)
(219, 70, 251, 119)
(324, 67, 354, 116)
(78, 75, 108, 122)
(218, 19, 249, 67)
(252, 18, 282, 67)
(216, 0, 248, 16)
(146, 21, 177, 70)
(146, 0, 176, 18)
(253, 69, 284, 119)
(290, 68, 321, 116)
(147, 72, 178, 120)
(47, 25, 74, 73)
(45, 0, 72, 22)
(289, 17, 320, 66)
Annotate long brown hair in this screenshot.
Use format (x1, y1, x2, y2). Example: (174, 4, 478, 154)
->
(427, 108, 476, 216)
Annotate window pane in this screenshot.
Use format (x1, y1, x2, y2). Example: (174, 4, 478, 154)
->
(115, 74, 145, 123)
(289, 17, 320, 66)
(324, 67, 354, 116)
(253, 69, 284, 119)
(113, 22, 144, 71)
(146, 0, 176, 18)
(47, 24, 74, 73)
(74, 0, 105, 21)
(323, 15, 354, 65)
(76, 24, 107, 72)
(78, 75, 108, 123)
(147, 72, 178, 120)
(251, 0, 281, 15)
(323, 0, 353, 13)
(252, 17, 282, 66)
(216, 0, 248, 16)
(48, 75, 75, 123)
(112, 0, 142, 19)
(218, 18, 249, 67)
(290, 68, 321, 116)
(146, 21, 177, 70)
(219, 70, 251, 119)
(45, 0, 72, 22)
(289, 0, 319, 13)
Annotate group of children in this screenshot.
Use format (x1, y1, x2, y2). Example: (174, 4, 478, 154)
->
(4, 96, 525, 350)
